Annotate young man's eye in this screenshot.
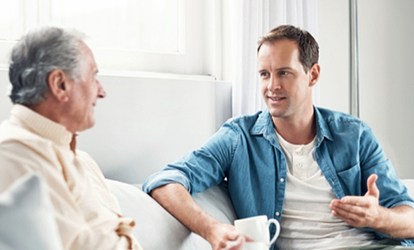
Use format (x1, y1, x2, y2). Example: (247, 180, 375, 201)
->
(259, 71, 269, 78)
(279, 71, 289, 76)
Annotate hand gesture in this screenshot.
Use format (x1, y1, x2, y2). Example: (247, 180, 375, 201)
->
(329, 174, 384, 229)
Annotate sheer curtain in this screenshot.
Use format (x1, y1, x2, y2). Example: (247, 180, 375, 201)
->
(230, 0, 319, 117)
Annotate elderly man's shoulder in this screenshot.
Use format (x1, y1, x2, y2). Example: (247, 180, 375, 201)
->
(0, 121, 55, 155)
(1, 117, 44, 140)
(0, 120, 62, 179)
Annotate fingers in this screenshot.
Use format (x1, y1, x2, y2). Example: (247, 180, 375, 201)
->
(329, 174, 382, 229)
(330, 201, 363, 227)
(210, 224, 245, 250)
(330, 194, 380, 228)
(330, 195, 372, 215)
(331, 198, 367, 211)
(330, 202, 376, 228)
(339, 196, 370, 207)
(366, 174, 379, 198)
(216, 235, 244, 250)
(224, 236, 245, 250)
(330, 199, 366, 217)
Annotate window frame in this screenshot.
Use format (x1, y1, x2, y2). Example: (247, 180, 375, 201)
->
(0, 0, 223, 78)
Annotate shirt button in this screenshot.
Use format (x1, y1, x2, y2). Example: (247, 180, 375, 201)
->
(280, 178, 285, 183)
(275, 211, 280, 216)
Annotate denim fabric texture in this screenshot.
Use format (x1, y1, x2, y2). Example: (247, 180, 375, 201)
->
(143, 106, 414, 246)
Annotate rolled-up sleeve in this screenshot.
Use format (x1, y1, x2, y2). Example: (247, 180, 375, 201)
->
(142, 169, 192, 193)
(142, 121, 240, 195)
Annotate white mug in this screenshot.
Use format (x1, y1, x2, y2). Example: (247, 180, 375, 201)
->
(234, 215, 280, 248)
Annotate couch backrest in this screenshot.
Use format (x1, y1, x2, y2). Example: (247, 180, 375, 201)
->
(0, 71, 232, 184)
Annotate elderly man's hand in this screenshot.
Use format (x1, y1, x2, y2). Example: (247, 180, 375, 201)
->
(329, 174, 385, 229)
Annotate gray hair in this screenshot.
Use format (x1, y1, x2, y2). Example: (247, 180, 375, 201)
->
(8, 26, 85, 105)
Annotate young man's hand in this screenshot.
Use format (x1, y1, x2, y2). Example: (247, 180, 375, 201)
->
(205, 222, 246, 250)
(330, 174, 383, 229)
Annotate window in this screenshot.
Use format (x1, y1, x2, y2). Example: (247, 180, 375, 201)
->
(0, 0, 222, 77)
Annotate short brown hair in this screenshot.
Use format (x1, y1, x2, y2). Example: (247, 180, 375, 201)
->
(257, 25, 319, 73)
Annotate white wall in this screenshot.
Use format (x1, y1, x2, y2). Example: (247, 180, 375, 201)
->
(357, 0, 414, 179)
(318, 0, 414, 178)
(0, 70, 232, 184)
(317, 0, 350, 114)
(2, 0, 412, 183)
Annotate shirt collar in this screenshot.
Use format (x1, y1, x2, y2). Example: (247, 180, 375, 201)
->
(250, 110, 280, 147)
(250, 107, 334, 146)
(10, 104, 74, 148)
(250, 110, 273, 136)
(313, 106, 333, 145)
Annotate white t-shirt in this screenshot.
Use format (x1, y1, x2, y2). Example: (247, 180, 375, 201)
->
(276, 133, 375, 249)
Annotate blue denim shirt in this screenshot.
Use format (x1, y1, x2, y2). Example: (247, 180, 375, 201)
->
(143, 107, 414, 246)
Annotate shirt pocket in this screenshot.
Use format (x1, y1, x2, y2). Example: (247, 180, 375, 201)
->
(336, 163, 362, 196)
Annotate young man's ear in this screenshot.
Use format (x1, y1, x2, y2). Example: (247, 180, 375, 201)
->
(47, 70, 69, 102)
(308, 63, 320, 86)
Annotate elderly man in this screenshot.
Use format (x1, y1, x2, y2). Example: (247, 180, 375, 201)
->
(0, 27, 142, 250)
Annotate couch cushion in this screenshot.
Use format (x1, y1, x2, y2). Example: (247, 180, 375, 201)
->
(182, 183, 237, 248)
(0, 174, 63, 250)
(106, 179, 236, 250)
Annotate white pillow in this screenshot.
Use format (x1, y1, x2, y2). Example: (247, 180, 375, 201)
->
(0, 174, 63, 250)
(193, 183, 237, 224)
(106, 179, 236, 250)
(106, 179, 192, 249)
(182, 184, 237, 249)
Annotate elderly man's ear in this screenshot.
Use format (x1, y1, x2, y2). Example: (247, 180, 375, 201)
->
(48, 70, 70, 102)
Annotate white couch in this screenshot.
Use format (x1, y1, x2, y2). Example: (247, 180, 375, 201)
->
(107, 178, 414, 250)
(0, 174, 413, 250)
(106, 179, 236, 250)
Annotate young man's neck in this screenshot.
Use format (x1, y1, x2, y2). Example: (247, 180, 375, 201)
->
(273, 111, 316, 145)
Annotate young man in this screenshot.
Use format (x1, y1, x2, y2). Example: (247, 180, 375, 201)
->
(143, 25, 414, 249)
(0, 27, 142, 249)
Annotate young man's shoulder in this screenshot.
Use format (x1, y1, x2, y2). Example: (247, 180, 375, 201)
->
(223, 111, 267, 131)
(226, 111, 265, 124)
(316, 106, 364, 123)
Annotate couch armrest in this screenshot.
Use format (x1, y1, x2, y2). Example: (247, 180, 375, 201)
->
(106, 179, 236, 250)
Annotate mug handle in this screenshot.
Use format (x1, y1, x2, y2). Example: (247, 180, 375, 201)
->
(267, 218, 280, 246)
